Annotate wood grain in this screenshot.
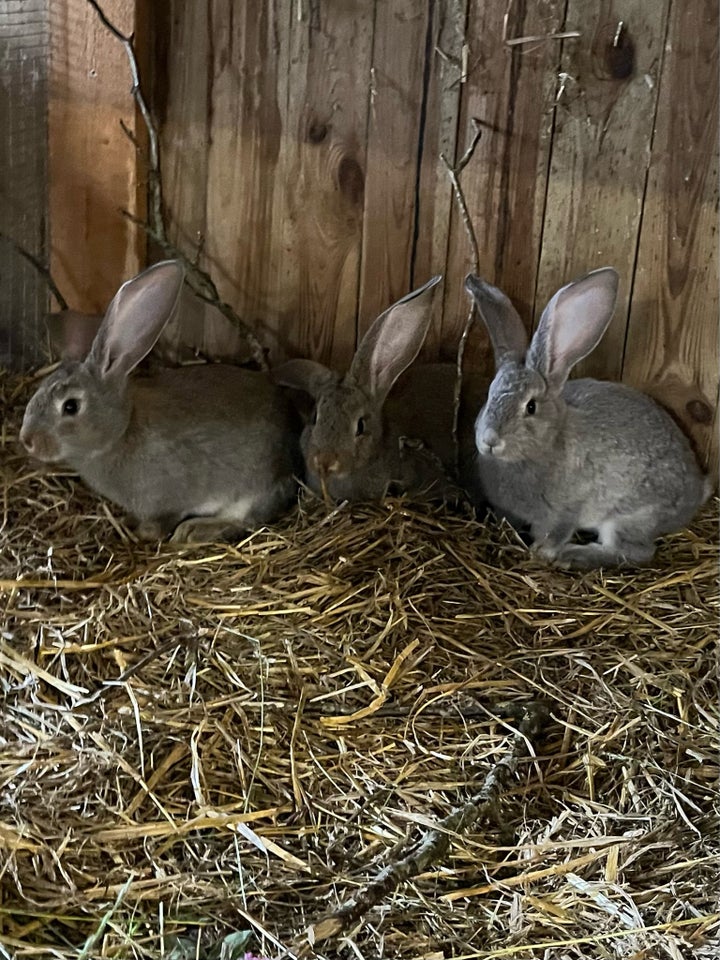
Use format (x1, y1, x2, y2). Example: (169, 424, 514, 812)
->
(357, 0, 429, 338)
(270, 0, 374, 369)
(150, 1, 236, 360)
(48, 0, 142, 314)
(621, 0, 719, 473)
(534, 0, 670, 381)
(440, 0, 567, 372)
(0, 0, 49, 367)
(413, 0, 468, 358)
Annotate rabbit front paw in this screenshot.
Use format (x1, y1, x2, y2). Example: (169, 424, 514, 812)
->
(170, 517, 242, 544)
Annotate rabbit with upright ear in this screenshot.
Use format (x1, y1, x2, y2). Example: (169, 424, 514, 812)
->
(20, 261, 302, 543)
(465, 268, 712, 569)
(274, 277, 486, 502)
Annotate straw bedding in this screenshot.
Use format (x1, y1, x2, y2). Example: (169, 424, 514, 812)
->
(1, 368, 718, 960)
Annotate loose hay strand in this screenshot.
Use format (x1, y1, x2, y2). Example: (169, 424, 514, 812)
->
(1, 368, 719, 959)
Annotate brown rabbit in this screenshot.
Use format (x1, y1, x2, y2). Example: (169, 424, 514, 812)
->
(274, 276, 487, 503)
(20, 261, 302, 543)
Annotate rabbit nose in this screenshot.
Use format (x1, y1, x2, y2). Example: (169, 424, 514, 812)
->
(477, 427, 500, 455)
(20, 427, 35, 453)
(313, 452, 340, 476)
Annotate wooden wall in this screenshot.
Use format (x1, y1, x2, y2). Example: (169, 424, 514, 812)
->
(48, 0, 143, 315)
(0, 1, 50, 368)
(43, 0, 719, 472)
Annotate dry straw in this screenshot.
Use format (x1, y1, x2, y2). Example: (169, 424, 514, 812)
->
(1, 369, 718, 959)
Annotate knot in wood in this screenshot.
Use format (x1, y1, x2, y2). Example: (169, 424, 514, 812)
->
(337, 156, 365, 206)
(307, 119, 328, 143)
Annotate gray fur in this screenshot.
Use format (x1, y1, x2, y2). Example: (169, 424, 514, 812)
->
(20, 261, 301, 543)
(274, 277, 487, 502)
(466, 268, 711, 569)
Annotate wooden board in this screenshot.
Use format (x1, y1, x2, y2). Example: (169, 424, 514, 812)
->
(151, 1, 221, 359)
(621, 0, 719, 474)
(412, 0, 468, 358)
(440, 0, 567, 372)
(0, 0, 49, 368)
(357, 0, 429, 337)
(270, 0, 375, 369)
(48, 0, 142, 315)
(534, 0, 670, 381)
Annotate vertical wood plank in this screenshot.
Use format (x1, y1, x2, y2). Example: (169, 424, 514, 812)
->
(622, 0, 719, 473)
(198, 1, 286, 361)
(534, 0, 670, 381)
(357, 0, 428, 337)
(413, 0, 468, 358)
(440, 0, 567, 371)
(151, 0, 216, 357)
(0, 0, 49, 368)
(269, 0, 375, 368)
(152, 1, 209, 258)
(48, 0, 142, 314)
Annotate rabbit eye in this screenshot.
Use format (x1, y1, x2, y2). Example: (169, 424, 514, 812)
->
(525, 398, 536, 416)
(62, 398, 80, 417)
(356, 417, 366, 437)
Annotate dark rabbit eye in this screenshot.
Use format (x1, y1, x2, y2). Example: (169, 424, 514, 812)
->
(525, 398, 536, 416)
(62, 398, 80, 416)
(356, 417, 366, 437)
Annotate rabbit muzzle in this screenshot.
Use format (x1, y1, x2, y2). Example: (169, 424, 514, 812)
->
(20, 425, 61, 463)
(312, 451, 342, 477)
(475, 425, 506, 458)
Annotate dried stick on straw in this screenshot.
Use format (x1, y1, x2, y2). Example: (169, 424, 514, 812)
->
(441, 118, 483, 472)
(85, 0, 269, 371)
(302, 701, 549, 949)
(0, 231, 68, 311)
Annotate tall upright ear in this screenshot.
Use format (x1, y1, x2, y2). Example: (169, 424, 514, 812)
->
(349, 275, 442, 403)
(464, 274, 528, 368)
(528, 267, 619, 391)
(272, 358, 335, 398)
(46, 311, 103, 362)
(87, 260, 185, 379)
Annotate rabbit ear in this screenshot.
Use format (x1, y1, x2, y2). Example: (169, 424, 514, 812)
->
(272, 358, 335, 398)
(464, 274, 528, 368)
(528, 267, 619, 390)
(46, 311, 103, 361)
(349, 275, 442, 403)
(87, 261, 185, 379)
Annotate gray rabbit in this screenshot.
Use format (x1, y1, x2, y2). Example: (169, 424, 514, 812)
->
(20, 261, 301, 543)
(274, 277, 486, 502)
(465, 268, 712, 569)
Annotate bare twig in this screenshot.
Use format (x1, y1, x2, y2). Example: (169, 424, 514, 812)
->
(0, 230, 69, 311)
(86, 0, 269, 371)
(440, 118, 483, 470)
(302, 701, 549, 949)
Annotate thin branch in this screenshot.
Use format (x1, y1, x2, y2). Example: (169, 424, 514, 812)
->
(301, 702, 549, 949)
(121, 211, 269, 367)
(455, 117, 484, 178)
(440, 118, 483, 472)
(86, 0, 269, 371)
(119, 118, 141, 152)
(0, 231, 68, 311)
